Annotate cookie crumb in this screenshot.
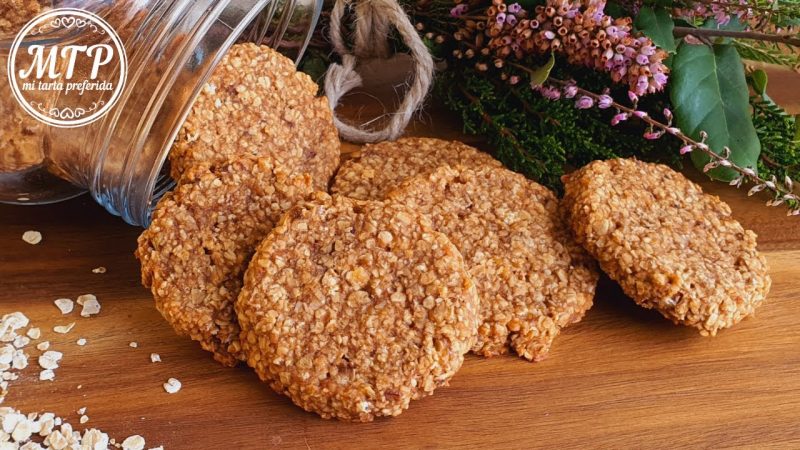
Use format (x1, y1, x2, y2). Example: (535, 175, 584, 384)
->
(39, 369, 54, 381)
(54, 298, 74, 315)
(129, 342, 138, 348)
(21, 231, 42, 245)
(150, 353, 161, 363)
(80, 415, 89, 424)
(25, 327, 40, 340)
(76, 338, 87, 346)
(36, 341, 49, 351)
(163, 378, 181, 394)
(92, 266, 107, 274)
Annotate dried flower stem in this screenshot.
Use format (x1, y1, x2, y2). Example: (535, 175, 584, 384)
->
(523, 72, 800, 214)
(673, 26, 800, 46)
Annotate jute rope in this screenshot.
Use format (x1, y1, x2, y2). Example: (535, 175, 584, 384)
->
(324, 0, 434, 143)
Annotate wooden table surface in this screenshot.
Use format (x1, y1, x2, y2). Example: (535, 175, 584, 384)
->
(2, 65, 800, 449)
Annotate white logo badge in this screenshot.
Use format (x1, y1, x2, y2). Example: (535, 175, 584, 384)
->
(7, 8, 128, 128)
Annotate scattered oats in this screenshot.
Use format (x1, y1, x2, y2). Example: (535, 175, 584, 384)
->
(91, 266, 106, 274)
(76, 338, 87, 346)
(76, 407, 86, 415)
(12, 336, 29, 349)
(77, 295, 101, 317)
(149, 353, 161, 363)
(36, 341, 49, 351)
(81, 429, 109, 449)
(53, 323, 75, 334)
(1, 313, 29, 333)
(121, 434, 145, 450)
(39, 370, 54, 381)
(76, 385, 82, 390)
(79, 415, 88, 424)
(25, 328, 39, 340)
(0, 347, 12, 365)
(11, 419, 32, 442)
(21, 231, 42, 245)
(163, 378, 181, 394)
(54, 298, 74, 315)
(128, 342, 138, 348)
(38, 351, 62, 370)
(11, 350, 27, 370)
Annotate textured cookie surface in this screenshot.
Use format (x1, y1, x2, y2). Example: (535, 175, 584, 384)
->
(331, 137, 501, 201)
(136, 155, 313, 366)
(169, 43, 340, 190)
(236, 193, 480, 421)
(562, 158, 771, 335)
(388, 165, 598, 361)
(0, 0, 49, 35)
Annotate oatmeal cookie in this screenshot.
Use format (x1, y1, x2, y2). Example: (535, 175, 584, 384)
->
(236, 193, 480, 421)
(387, 165, 598, 361)
(331, 137, 501, 201)
(0, 0, 49, 36)
(136, 155, 313, 366)
(562, 158, 771, 335)
(169, 43, 340, 190)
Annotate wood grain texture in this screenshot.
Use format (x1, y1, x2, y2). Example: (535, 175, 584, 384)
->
(0, 65, 799, 449)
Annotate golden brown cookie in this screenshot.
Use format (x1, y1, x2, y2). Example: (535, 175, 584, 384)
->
(562, 158, 771, 335)
(136, 155, 313, 366)
(236, 193, 480, 421)
(169, 43, 340, 190)
(0, 0, 49, 36)
(387, 165, 598, 361)
(331, 137, 501, 201)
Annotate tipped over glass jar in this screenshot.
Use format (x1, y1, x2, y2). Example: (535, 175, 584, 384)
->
(0, 0, 322, 226)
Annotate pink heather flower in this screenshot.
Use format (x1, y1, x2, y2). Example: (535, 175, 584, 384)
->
(564, 85, 578, 98)
(636, 54, 650, 65)
(450, 4, 468, 18)
(537, 86, 561, 100)
(496, 13, 507, 25)
(597, 95, 613, 109)
(508, 3, 522, 14)
(633, 110, 648, 119)
(575, 96, 594, 109)
(611, 113, 629, 126)
(680, 145, 693, 155)
(667, 127, 681, 135)
(644, 130, 663, 140)
(627, 91, 639, 103)
(663, 108, 673, 121)
(635, 75, 649, 94)
(506, 15, 518, 26)
(543, 30, 556, 40)
(509, 75, 520, 85)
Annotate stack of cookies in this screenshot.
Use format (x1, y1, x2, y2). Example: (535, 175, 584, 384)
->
(136, 43, 771, 422)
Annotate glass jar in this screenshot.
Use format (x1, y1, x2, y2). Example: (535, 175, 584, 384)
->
(0, 0, 322, 226)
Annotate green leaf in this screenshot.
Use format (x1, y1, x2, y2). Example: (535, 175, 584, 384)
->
(751, 69, 768, 96)
(528, 52, 555, 87)
(670, 43, 761, 181)
(635, 7, 677, 54)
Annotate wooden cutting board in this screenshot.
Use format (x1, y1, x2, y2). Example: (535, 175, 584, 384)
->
(1, 68, 799, 449)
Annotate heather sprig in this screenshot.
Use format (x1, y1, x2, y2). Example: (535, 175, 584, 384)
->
(455, 0, 670, 95)
(533, 76, 800, 215)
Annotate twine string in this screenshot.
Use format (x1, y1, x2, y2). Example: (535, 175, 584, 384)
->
(324, 0, 434, 143)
